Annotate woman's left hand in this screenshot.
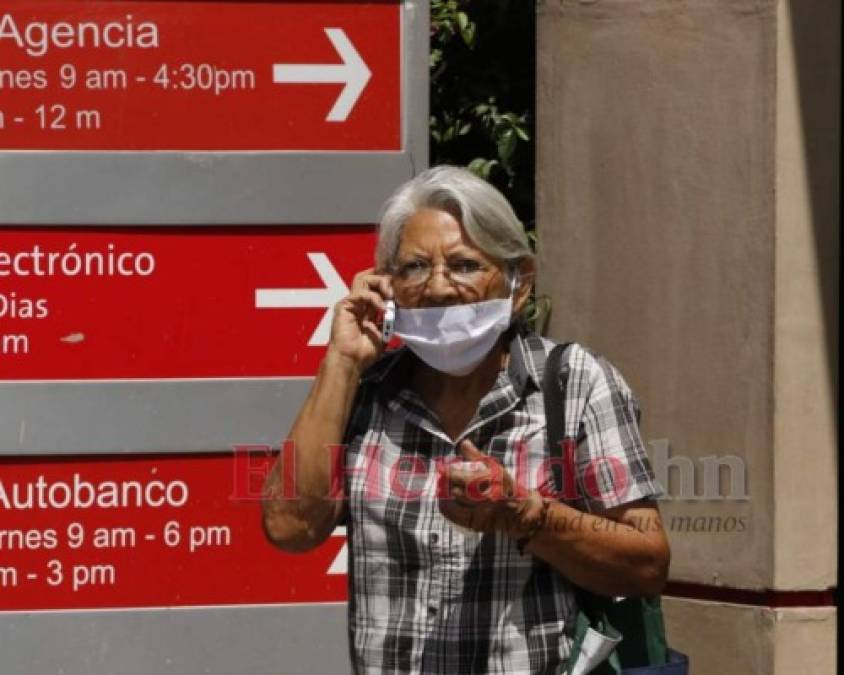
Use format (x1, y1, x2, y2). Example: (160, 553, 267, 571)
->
(438, 440, 544, 538)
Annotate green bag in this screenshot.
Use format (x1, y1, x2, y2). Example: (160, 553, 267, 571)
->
(566, 593, 669, 674)
(541, 343, 678, 675)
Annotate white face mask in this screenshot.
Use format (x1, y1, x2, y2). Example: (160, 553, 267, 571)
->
(393, 276, 517, 376)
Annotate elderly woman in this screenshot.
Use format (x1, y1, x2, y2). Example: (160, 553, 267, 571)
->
(262, 166, 669, 674)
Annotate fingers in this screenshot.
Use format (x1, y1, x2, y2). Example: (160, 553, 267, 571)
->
(442, 462, 502, 503)
(344, 288, 388, 314)
(359, 320, 382, 346)
(451, 482, 488, 506)
(351, 269, 393, 300)
(458, 439, 484, 460)
(439, 499, 495, 534)
(444, 463, 490, 490)
(337, 270, 394, 328)
(437, 454, 535, 537)
(439, 448, 522, 503)
(460, 449, 514, 499)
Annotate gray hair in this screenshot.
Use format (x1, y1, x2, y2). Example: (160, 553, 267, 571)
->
(375, 165, 533, 273)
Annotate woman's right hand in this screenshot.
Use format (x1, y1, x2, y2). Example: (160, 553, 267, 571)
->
(327, 268, 393, 373)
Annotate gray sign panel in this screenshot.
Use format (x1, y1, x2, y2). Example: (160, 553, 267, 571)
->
(0, 379, 312, 454)
(0, 604, 348, 675)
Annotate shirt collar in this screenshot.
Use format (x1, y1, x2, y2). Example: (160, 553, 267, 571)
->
(359, 345, 410, 387)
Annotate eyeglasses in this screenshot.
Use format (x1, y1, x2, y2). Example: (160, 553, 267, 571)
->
(390, 257, 496, 289)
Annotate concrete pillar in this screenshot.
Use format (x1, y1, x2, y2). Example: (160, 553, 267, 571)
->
(536, 0, 838, 671)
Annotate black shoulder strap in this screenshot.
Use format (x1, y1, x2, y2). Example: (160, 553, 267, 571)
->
(542, 342, 572, 495)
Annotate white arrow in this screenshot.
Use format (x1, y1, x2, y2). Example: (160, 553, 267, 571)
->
(327, 543, 348, 575)
(272, 28, 372, 122)
(255, 252, 349, 347)
(327, 527, 348, 576)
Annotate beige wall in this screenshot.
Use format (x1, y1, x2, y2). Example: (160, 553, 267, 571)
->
(537, 0, 779, 589)
(537, 0, 838, 670)
(663, 597, 837, 675)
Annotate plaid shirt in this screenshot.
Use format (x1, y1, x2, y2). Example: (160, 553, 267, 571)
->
(342, 328, 661, 674)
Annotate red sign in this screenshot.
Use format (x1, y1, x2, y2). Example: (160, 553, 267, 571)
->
(0, 227, 376, 379)
(0, 451, 347, 611)
(0, 1, 401, 150)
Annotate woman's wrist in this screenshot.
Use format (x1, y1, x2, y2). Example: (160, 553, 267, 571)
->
(514, 493, 551, 554)
(322, 346, 366, 379)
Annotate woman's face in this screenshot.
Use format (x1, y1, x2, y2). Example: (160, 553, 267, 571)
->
(391, 207, 525, 309)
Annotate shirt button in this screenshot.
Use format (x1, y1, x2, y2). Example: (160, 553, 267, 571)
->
(428, 605, 438, 616)
(430, 532, 439, 545)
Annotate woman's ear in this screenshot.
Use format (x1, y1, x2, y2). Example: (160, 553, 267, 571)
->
(512, 257, 536, 315)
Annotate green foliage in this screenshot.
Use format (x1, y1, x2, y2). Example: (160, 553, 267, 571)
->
(430, 0, 535, 230)
(430, 1, 548, 332)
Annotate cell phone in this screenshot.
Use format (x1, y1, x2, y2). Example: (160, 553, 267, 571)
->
(381, 299, 396, 343)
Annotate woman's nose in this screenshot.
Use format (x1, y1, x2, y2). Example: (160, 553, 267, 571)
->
(421, 265, 460, 305)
